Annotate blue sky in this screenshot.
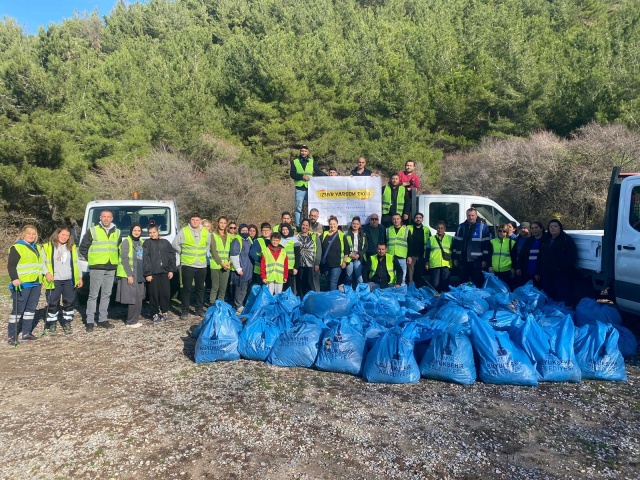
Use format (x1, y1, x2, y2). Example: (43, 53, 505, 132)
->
(1, 1, 148, 34)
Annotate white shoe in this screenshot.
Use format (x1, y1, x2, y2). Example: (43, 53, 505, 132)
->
(126, 323, 142, 328)
(236, 307, 244, 315)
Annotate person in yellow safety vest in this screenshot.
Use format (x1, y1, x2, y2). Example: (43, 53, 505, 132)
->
(7, 225, 48, 344)
(367, 243, 401, 290)
(115, 224, 145, 328)
(260, 232, 289, 295)
(249, 222, 272, 285)
(79, 209, 121, 332)
(172, 213, 211, 320)
(407, 212, 431, 288)
(209, 216, 232, 304)
(386, 214, 412, 286)
(425, 221, 453, 292)
(488, 223, 518, 290)
(43, 226, 82, 335)
(381, 174, 408, 227)
(345, 216, 366, 288)
(289, 144, 327, 225)
(278, 223, 299, 295)
(321, 216, 350, 291)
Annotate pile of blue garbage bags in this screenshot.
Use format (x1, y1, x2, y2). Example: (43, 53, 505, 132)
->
(191, 273, 635, 385)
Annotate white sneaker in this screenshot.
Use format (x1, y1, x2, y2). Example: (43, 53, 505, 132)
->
(126, 323, 142, 328)
(235, 307, 244, 315)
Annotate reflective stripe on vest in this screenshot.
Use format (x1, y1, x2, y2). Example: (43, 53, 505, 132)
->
(283, 239, 295, 267)
(293, 158, 314, 188)
(491, 238, 514, 273)
(408, 225, 430, 254)
(381, 185, 406, 215)
(116, 236, 144, 278)
(181, 227, 209, 265)
(369, 254, 396, 284)
(43, 242, 80, 288)
(88, 226, 120, 266)
(253, 238, 269, 274)
(12, 243, 43, 283)
(210, 233, 231, 270)
(386, 226, 409, 258)
(428, 235, 452, 268)
(263, 248, 286, 283)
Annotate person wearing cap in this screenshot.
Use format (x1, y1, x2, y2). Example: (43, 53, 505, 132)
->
(172, 213, 211, 320)
(289, 144, 327, 225)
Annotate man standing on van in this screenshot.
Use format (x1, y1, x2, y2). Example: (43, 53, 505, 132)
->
(452, 207, 491, 288)
(79, 209, 121, 332)
(173, 214, 210, 320)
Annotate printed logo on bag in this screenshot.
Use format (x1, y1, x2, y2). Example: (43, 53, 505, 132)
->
(540, 340, 575, 372)
(486, 335, 524, 375)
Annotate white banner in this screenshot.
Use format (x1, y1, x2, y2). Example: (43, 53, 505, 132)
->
(308, 176, 382, 225)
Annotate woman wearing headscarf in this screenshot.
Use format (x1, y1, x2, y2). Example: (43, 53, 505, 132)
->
(116, 223, 145, 327)
(278, 223, 299, 295)
(536, 219, 577, 306)
(7, 225, 47, 344)
(229, 224, 253, 314)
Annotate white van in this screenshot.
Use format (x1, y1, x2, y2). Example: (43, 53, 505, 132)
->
(413, 194, 518, 236)
(77, 199, 180, 290)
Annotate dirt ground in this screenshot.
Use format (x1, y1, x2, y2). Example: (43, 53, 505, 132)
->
(1, 293, 639, 480)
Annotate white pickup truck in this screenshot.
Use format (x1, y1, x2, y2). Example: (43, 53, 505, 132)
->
(569, 168, 640, 316)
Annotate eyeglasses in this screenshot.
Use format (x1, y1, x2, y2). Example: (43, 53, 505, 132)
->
(499, 230, 507, 233)
(370, 218, 379, 221)
(229, 227, 237, 230)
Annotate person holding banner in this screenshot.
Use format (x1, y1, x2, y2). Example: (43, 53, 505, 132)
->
(290, 144, 326, 225)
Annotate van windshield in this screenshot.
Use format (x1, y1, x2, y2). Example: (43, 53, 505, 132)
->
(86, 207, 171, 237)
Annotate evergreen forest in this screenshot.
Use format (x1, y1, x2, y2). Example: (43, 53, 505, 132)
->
(1, 0, 640, 227)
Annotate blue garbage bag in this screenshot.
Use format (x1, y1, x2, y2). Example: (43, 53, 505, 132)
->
(362, 327, 420, 384)
(441, 286, 490, 316)
(575, 298, 622, 327)
(533, 311, 570, 328)
(481, 309, 523, 330)
(483, 271, 511, 294)
(404, 284, 433, 313)
(420, 325, 476, 385)
(302, 289, 358, 318)
(515, 315, 581, 382)
(244, 284, 275, 315)
(274, 288, 302, 317)
(194, 302, 241, 364)
(315, 317, 367, 376)
(267, 315, 328, 368)
(434, 303, 475, 330)
(192, 301, 242, 339)
(486, 293, 523, 316)
(362, 317, 388, 351)
(513, 281, 548, 313)
(238, 314, 281, 361)
(574, 322, 627, 381)
(612, 324, 637, 359)
(469, 315, 538, 386)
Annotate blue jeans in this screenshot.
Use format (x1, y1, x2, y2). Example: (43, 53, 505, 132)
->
(327, 267, 342, 291)
(345, 259, 363, 288)
(294, 188, 308, 226)
(396, 257, 407, 286)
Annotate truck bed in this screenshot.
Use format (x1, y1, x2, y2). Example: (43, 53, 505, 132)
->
(566, 230, 605, 272)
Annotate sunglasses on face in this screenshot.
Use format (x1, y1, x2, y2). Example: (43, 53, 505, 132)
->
(370, 218, 379, 221)
(499, 230, 507, 233)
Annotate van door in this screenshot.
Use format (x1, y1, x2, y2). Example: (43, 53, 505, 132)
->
(614, 177, 640, 315)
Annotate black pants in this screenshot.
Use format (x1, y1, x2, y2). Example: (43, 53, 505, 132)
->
(149, 272, 171, 315)
(47, 279, 77, 310)
(181, 266, 206, 313)
(429, 267, 451, 292)
(457, 260, 485, 288)
(297, 266, 315, 298)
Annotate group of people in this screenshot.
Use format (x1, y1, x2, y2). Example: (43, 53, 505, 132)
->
(6, 148, 579, 344)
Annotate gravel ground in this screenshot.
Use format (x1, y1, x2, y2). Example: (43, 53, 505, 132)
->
(1, 291, 639, 480)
